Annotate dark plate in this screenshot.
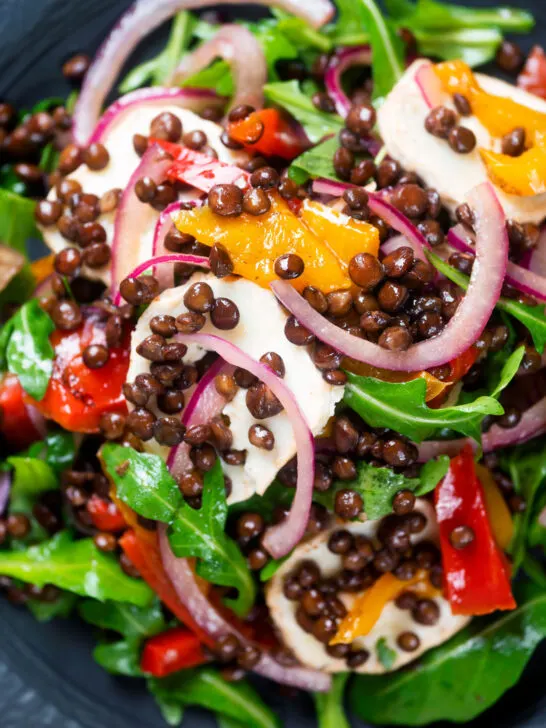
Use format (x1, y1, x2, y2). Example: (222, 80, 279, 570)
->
(0, 1, 545, 726)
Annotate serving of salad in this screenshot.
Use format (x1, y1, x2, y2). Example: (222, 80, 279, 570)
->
(2, 0, 546, 725)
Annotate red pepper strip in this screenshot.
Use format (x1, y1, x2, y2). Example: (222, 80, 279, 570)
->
(86, 494, 127, 532)
(427, 346, 478, 408)
(141, 627, 208, 677)
(150, 138, 249, 193)
(0, 374, 42, 449)
(118, 529, 215, 648)
(228, 108, 306, 160)
(434, 445, 516, 616)
(518, 45, 546, 100)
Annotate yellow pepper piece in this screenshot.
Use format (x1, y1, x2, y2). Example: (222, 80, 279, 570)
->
(31, 254, 55, 283)
(434, 60, 546, 197)
(299, 200, 379, 269)
(173, 194, 354, 293)
(331, 569, 440, 645)
(343, 358, 450, 403)
(476, 464, 514, 550)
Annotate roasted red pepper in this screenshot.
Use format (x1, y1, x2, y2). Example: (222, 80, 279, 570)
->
(141, 627, 207, 677)
(227, 108, 306, 159)
(518, 45, 546, 100)
(86, 494, 127, 532)
(0, 374, 43, 450)
(435, 445, 516, 616)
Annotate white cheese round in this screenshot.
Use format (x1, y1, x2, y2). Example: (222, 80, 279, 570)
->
(266, 500, 470, 674)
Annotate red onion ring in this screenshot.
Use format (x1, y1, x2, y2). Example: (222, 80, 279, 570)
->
(272, 183, 507, 372)
(170, 25, 267, 111)
(112, 253, 210, 307)
(414, 60, 446, 109)
(152, 200, 202, 290)
(0, 471, 12, 516)
(88, 86, 225, 146)
(33, 274, 54, 299)
(159, 526, 331, 691)
(529, 225, 546, 278)
(167, 357, 229, 477)
(110, 144, 173, 292)
(418, 395, 546, 461)
(73, 0, 335, 146)
(175, 332, 314, 560)
(381, 233, 427, 263)
(448, 225, 546, 302)
(324, 46, 372, 117)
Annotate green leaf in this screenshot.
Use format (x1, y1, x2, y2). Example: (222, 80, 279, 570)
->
(79, 598, 166, 640)
(260, 554, 290, 582)
(314, 673, 350, 728)
(0, 531, 153, 606)
(0, 189, 40, 306)
(263, 80, 343, 143)
(327, 0, 371, 45)
(168, 460, 256, 617)
(39, 143, 60, 174)
(101, 443, 183, 523)
(415, 27, 502, 67)
(376, 637, 397, 670)
(343, 372, 503, 443)
(150, 684, 185, 727)
(94, 639, 143, 677)
(419, 456, 450, 492)
(390, 0, 534, 32)
(149, 667, 280, 728)
(7, 455, 57, 498)
(217, 717, 248, 728)
(350, 584, 546, 725)
(229, 480, 293, 521)
(27, 591, 78, 623)
(427, 251, 546, 354)
(182, 59, 234, 96)
(355, 0, 404, 102)
(271, 11, 332, 53)
(26, 430, 76, 476)
(105, 446, 256, 617)
(4, 299, 55, 400)
(288, 136, 339, 185)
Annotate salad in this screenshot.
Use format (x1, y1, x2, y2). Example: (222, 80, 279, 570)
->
(1, 0, 546, 726)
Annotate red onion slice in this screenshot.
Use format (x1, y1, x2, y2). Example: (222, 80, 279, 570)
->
(110, 144, 173, 292)
(324, 46, 372, 117)
(33, 274, 54, 299)
(112, 253, 210, 307)
(415, 61, 446, 109)
(448, 225, 546, 302)
(175, 333, 314, 560)
(0, 471, 12, 516)
(88, 86, 225, 146)
(152, 200, 202, 290)
(418, 395, 546, 460)
(159, 526, 331, 691)
(73, 0, 335, 146)
(170, 25, 267, 111)
(272, 183, 507, 372)
(167, 357, 229, 477)
(529, 225, 546, 278)
(168, 146, 249, 193)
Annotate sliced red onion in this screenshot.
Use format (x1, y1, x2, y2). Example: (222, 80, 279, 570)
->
(381, 233, 428, 262)
(176, 333, 314, 559)
(152, 200, 201, 290)
(167, 357, 229, 477)
(312, 178, 351, 197)
(529, 225, 546, 278)
(448, 225, 546, 302)
(415, 61, 446, 109)
(170, 25, 267, 111)
(24, 404, 47, 440)
(167, 145, 249, 193)
(0, 245, 25, 294)
(418, 395, 546, 461)
(73, 0, 335, 146)
(112, 253, 210, 307)
(159, 526, 331, 691)
(272, 183, 507, 372)
(88, 86, 225, 146)
(110, 144, 173, 292)
(33, 274, 54, 299)
(0, 471, 12, 516)
(324, 46, 372, 117)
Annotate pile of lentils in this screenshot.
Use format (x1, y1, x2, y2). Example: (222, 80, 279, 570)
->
(281, 511, 442, 667)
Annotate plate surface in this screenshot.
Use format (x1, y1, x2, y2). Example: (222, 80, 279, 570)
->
(0, 1, 545, 726)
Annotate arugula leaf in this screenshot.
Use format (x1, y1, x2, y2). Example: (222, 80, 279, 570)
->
(327, 0, 371, 46)
(376, 637, 397, 669)
(2, 299, 55, 400)
(388, 0, 534, 32)
(27, 591, 78, 623)
(344, 372, 503, 443)
(103, 445, 255, 617)
(149, 667, 280, 728)
(415, 27, 503, 67)
(0, 189, 40, 305)
(427, 251, 546, 354)
(0, 531, 153, 606)
(229, 480, 293, 521)
(94, 640, 143, 677)
(355, 0, 404, 102)
(79, 598, 166, 640)
(314, 673, 350, 728)
(26, 430, 76, 476)
(419, 456, 450, 491)
(271, 11, 332, 53)
(350, 583, 546, 725)
(6, 454, 59, 544)
(217, 717, 247, 728)
(264, 80, 343, 143)
(260, 555, 290, 582)
(288, 136, 339, 185)
(119, 12, 195, 92)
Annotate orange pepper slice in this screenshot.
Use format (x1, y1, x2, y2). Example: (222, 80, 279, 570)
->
(31, 254, 55, 284)
(331, 569, 441, 645)
(173, 194, 377, 292)
(434, 60, 546, 196)
(476, 464, 514, 551)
